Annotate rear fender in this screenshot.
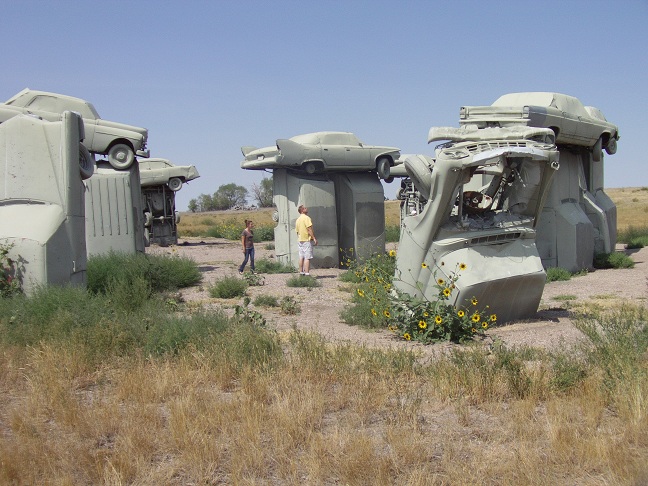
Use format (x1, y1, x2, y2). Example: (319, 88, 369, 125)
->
(241, 146, 257, 156)
(277, 138, 317, 164)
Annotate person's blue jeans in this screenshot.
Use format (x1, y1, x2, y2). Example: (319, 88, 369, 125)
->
(239, 247, 255, 272)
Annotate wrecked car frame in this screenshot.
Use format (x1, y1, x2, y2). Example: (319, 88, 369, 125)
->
(394, 126, 559, 323)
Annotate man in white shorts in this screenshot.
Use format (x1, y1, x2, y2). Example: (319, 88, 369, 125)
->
(295, 205, 317, 275)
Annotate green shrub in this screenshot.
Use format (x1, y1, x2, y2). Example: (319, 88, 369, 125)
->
(254, 295, 279, 307)
(87, 251, 201, 294)
(254, 225, 275, 242)
(264, 243, 275, 250)
(385, 225, 400, 243)
(593, 252, 635, 269)
(255, 258, 296, 274)
(546, 267, 572, 282)
(286, 275, 321, 288)
(209, 276, 248, 298)
(617, 224, 648, 245)
(280, 296, 300, 315)
(242, 272, 265, 286)
(627, 237, 648, 249)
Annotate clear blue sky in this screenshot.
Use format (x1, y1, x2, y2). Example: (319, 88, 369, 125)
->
(2, 0, 647, 210)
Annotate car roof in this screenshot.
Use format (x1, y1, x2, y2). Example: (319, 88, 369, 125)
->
(290, 131, 360, 145)
(5, 88, 101, 119)
(492, 92, 589, 117)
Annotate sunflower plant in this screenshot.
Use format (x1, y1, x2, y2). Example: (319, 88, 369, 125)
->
(387, 262, 496, 344)
(339, 249, 397, 329)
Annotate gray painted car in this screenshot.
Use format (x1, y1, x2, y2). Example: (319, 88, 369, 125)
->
(459, 92, 619, 157)
(0, 88, 149, 170)
(138, 158, 200, 191)
(395, 125, 560, 322)
(241, 131, 400, 180)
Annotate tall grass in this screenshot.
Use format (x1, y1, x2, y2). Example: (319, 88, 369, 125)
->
(1, 245, 647, 484)
(1, 305, 647, 484)
(618, 224, 648, 249)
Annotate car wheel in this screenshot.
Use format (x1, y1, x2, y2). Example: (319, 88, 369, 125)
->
(304, 162, 318, 174)
(376, 157, 391, 179)
(107, 143, 135, 170)
(605, 137, 617, 155)
(79, 143, 95, 180)
(168, 177, 183, 191)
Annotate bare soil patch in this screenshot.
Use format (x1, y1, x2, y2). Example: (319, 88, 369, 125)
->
(150, 239, 648, 355)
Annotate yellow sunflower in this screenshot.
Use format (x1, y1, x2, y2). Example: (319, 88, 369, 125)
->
(423, 311, 429, 317)
(457, 310, 465, 318)
(389, 249, 396, 257)
(418, 320, 427, 329)
(490, 314, 497, 322)
(472, 313, 481, 323)
(371, 309, 377, 316)
(443, 288, 451, 297)
(421, 262, 428, 269)
(459, 263, 467, 270)
(357, 289, 365, 297)
(471, 328, 477, 333)
(383, 309, 391, 318)
(471, 297, 478, 306)
(435, 315, 443, 325)
(437, 278, 445, 285)
(403, 333, 411, 341)
(482, 322, 489, 329)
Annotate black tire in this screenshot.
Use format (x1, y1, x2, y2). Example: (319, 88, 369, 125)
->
(605, 137, 617, 155)
(168, 177, 183, 191)
(304, 161, 318, 174)
(376, 157, 391, 179)
(78, 144, 95, 180)
(107, 143, 135, 170)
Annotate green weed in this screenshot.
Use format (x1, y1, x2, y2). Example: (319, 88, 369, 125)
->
(286, 275, 321, 288)
(209, 276, 248, 298)
(255, 258, 296, 274)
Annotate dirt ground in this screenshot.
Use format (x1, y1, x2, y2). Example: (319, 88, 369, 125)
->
(149, 239, 648, 356)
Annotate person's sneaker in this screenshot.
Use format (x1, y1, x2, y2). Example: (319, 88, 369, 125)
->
(304, 273, 310, 276)
(300, 272, 305, 276)
(239, 271, 243, 275)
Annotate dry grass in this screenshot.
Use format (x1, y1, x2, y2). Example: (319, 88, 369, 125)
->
(180, 188, 645, 236)
(607, 186, 648, 231)
(1, 323, 647, 485)
(178, 207, 276, 237)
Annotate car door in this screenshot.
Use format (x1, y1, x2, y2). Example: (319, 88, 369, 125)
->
(343, 133, 371, 169)
(320, 133, 348, 169)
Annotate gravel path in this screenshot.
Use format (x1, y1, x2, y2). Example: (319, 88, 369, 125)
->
(150, 239, 648, 355)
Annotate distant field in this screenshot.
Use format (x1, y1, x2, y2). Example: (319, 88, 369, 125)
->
(178, 187, 648, 235)
(607, 187, 648, 231)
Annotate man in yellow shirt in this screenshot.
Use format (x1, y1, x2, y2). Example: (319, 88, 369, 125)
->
(295, 205, 317, 276)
